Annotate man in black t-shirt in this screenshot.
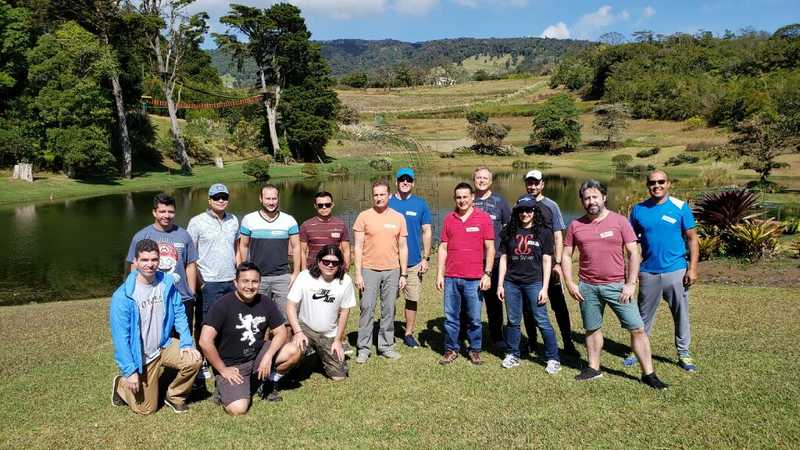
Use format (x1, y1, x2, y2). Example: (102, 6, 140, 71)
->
(198, 262, 302, 415)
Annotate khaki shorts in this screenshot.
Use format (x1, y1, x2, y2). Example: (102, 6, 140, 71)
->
(400, 263, 424, 303)
(300, 323, 348, 379)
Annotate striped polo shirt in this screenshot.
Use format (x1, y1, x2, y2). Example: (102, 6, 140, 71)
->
(240, 211, 299, 276)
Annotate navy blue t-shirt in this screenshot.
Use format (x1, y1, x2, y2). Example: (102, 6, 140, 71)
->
(474, 192, 511, 259)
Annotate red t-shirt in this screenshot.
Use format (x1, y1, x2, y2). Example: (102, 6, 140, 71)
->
(440, 209, 495, 279)
(564, 211, 637, 284)
(299, 216, 349, 269)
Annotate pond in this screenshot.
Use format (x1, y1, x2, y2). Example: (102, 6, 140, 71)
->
(0, 168, 792, 305)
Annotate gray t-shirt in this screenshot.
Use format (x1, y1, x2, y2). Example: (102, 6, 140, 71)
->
(126, 225, 198, 302)
(133, 280, 165, 364)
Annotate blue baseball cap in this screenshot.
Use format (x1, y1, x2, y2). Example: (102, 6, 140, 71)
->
(515, 196, 536, 209)
(208, 183, 229, 197)
(395, 167, 415, 180)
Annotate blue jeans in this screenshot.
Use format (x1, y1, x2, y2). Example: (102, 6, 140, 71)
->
(444, 277, 482, 352)
(201, 281, 235, 315)
(503, 280, 559, 360)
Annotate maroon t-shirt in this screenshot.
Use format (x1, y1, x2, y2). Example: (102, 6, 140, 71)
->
(440, 209, 495, 279)
(299, 216, 350, 268)
(564, 211, 637, 284)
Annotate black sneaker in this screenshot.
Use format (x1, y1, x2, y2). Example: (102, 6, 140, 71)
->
(575, 367, 604, 381)
(111, 376, 126, 407)
(260, 381, 283, 402)
(641, 372, 669, 390)
(164, 397, 189, 413)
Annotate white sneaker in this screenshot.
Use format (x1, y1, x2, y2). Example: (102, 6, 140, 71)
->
(356, 351, 370, 364)
(501, 354, 520, 369)
(381, 348, 402, 360)
(545, 359, 561, 374)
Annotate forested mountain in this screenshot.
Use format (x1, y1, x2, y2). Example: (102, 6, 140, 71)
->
(209, 37, 595, 85)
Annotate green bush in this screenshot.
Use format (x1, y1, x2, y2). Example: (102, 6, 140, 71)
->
(243, 158, 271, 181)
(301, 163, 318, 175)
(665, 153, 700, 166)
(611, 154, 633, 169)
(685, 142, 716, 152)
(684, 115, 707, 130)
(466, 111, 488, 124)
(636, 147, 661, 158)
(337, 104, 360, 125)
(324, 163, 349, 175)
(368, 157, 392, 171)
(439, 152, 455, 158)
(231, 120, 261, 153)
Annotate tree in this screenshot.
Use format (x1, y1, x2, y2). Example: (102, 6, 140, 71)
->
(529, 93, 582, 153)
(599, 32, 627, 46)
(466, 110, 510, 154)
(593, 103, 629, 147)
(340, 71, 367, 88)
(215, 3, 308, 159)
(139, 0, 207, 173)
(732, 114, 797, 185)
(0, 1, 33, 105)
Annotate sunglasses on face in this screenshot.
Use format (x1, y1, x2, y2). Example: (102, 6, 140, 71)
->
(210, 194, 229, 201)
(518, 207, 534, 214)
(320, 259, 340, 267)
(647, 179, 668, 186)
(397, 176, 414, 183)
(316, 202, 333, 209)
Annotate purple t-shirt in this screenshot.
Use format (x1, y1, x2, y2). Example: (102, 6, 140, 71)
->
(564, 211, 637, 284)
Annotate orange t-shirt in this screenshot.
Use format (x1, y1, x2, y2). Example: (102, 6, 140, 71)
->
(353, 207, 408, 270)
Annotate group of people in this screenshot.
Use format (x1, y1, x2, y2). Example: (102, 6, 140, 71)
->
(109, 165, 699, 416)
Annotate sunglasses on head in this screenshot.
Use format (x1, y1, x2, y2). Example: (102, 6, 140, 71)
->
(316, 202, 333, 209)
(647, 179, 668, 186)
(320, 259, 340, 267)
(397, 175, 414, 183)
(210, 194, 229, 201)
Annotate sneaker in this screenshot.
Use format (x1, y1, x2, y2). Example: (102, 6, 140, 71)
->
(545, 359, 562, 375)
(201, 361, 211, 380)
(403, 335, 420, 349)
(641, 372, 669, 390)
(260, 381, 283, 402)
(439, 350, 458, 365)
(342, 341, 354, 356)
(164, 397, 189, 413)
(111, 376, 126, 407)
(356, 350, 370, 364)
(211, 387, 222, 406)
(501, 354, 520, 369)
(192, 375, 206, 392)
(678, 356, 697, 372)
(381, 348, 402, 360)
(622, 353, 638, 367)
(575, 367, 603, 381)
(304, 345, 317, 357)
(468, 351, 483, 366)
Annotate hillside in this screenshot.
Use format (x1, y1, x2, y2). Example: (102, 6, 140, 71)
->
(208, 37, 595, 85)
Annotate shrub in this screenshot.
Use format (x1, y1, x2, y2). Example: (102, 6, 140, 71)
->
(243, 158, 271, 181)
(611, 154, 633, 169)
(636, 147, 661, 158)
(337, 104, 360, 125)
(728, 219, 781, 260)
(782, 218, 800, 235)
(231, 120, 261, 152)
(369, 157, 393, 171)
(301, 163, 318, 175)
(325, 163, 349, 175)
(439, 152, 455, 158)
(619, 164, 656, 175)
(685, 142, 715, 152)
(529, 94, 582, 153)
(466, 111, 488, 124)
(699, 167, 734, 188)
(698, 234, 721, 260)
(684, 116, 707, 130)
(665, 153, 700, 166)
(790, 237, 800, 258)
(693, 189, 762, 231)
(511, 160, 553, 169)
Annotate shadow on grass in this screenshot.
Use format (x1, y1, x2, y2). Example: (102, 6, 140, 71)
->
(571, 333, 674, 365)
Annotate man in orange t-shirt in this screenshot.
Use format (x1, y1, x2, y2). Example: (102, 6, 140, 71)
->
(353, 180, 409, 363)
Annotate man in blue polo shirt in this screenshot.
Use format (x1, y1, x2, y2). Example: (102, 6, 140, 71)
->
(627, 170, 700, 372)
(388, 168, 432, 349)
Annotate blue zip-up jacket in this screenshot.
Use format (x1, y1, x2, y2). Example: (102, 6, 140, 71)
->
(109, 271, 194, 377)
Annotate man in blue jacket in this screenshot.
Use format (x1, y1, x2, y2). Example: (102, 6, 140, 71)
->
(110, 239, 202, 415)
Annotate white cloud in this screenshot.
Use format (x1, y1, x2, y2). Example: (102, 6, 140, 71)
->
(643, 6, 656, 18)
(540, 22, 570, 39)
(573, 5, 630, 39)
(394, 0, 439, 15)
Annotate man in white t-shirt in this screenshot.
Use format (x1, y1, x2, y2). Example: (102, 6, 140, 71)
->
(286, 244, 356, 381)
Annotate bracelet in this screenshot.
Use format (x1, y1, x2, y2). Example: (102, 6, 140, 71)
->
(483, 271, 492, 277)
(400, 273, 408, 277)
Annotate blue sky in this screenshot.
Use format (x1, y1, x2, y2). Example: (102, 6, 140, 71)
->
(191, 0, 800, 44)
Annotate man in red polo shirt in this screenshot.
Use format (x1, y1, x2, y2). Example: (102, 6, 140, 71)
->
(436, 182, 495, 365)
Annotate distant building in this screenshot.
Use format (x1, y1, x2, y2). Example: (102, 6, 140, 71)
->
(433, 76, 456, 87)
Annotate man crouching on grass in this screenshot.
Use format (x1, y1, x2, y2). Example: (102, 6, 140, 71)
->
(199, 262, 301, 415)
(110, 239, 202, 415)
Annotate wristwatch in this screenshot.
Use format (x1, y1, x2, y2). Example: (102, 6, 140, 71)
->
(400, 273, 408, 278)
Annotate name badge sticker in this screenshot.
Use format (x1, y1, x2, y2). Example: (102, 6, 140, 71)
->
(384, 223, 397, 229)
(465, 226, 480, 232)
(331, 232, 341, 238)
(406, 211, 418, 217)
(489, 214, 497, 220)
(599, 231, 614, 239)
(661, 215, 677, 224)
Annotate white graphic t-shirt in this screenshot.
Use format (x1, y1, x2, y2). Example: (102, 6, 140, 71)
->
(287, 270, 356, 338)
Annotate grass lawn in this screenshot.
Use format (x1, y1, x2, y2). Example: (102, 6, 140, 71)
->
(2, 271, 798, 448)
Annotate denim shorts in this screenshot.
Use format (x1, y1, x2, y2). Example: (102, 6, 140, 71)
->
(579, 281, 645, 331)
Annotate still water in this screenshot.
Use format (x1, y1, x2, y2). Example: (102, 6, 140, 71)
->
(0, 169, 696, 305)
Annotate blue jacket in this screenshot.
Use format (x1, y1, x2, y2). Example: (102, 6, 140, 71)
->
(109, 271, 194, 377)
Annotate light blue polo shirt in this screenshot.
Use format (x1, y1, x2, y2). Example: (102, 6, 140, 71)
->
(388, 194, 432, 267)
(630, 196, 696, 274)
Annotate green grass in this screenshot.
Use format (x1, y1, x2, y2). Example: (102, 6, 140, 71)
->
(2, 276, 798, 448)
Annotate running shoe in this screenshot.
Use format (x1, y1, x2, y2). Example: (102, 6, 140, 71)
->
(622, 353, 638, 367)
(439, 350, 458, 365)
(678, 356, 697, 372)
(164, 397, 189, 413)
(641, 372, 669, 390)
(501, 354, 520, 369)
(403, 335, 420, 349)
(356, 350, 370, 364)
(381, 348, 402, 360)
(468, 351, 483, 365)
(111, 376, 125, 407)
(545, 359, 562, 374)
(575, 367, 603, 381)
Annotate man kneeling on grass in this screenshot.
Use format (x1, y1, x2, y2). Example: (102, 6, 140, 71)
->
(199, 262, 301, 415)
(286, 245, 356, 381)
(110, 239, 202, 415)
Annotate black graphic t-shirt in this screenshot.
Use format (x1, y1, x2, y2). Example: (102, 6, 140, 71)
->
(204, 292, 285, 366)
(500, 227, 554, 284)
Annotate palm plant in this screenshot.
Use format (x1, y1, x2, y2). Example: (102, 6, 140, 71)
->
(693, 189, 762, 231)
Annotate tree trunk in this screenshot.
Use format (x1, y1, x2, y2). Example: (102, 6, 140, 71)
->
(165, 87, 191, 173)
(260, 70, 281, 158)
(111, 73, 133, 178)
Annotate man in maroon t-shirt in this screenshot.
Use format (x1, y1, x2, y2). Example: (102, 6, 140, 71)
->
(299, 191, 351, 270)
(436, 182, 495, 366)
(561, 180, 667, 390)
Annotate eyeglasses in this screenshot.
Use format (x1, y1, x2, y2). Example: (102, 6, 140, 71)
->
(320, 259, 340, 267)
(210, 194, 229, 201)
(647, 179, 668, 186)
(315, 202, 333, 209)
(397, 175, 414, 183)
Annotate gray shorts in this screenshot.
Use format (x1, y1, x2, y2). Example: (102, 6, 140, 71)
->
(214, 343, 273, 407)
(259, 273, 291, 319)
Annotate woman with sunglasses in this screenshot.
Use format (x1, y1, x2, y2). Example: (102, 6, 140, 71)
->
(497, 198, 561, 373)
(285, 245, 356, 381)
